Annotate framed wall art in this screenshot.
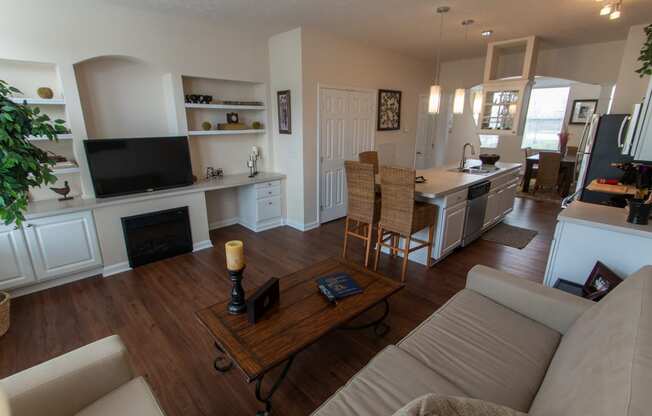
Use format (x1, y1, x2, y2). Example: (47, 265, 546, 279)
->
(377, 89, 401, 131)
(570, 99, 598, 125)
(277, 90, 291, 134)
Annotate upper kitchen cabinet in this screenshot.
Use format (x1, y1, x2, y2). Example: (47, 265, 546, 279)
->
(477, 36, 539, 136)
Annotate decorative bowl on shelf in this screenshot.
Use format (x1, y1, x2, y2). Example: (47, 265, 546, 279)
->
(37, 87, 54, 99)
(202, 121, 212, 131)
(479, 153, 500, 166)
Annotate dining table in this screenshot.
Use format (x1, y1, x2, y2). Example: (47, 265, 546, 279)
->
(522, 153, 576, 195)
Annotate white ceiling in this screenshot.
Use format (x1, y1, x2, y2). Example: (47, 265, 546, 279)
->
(103, 0, 652, 62)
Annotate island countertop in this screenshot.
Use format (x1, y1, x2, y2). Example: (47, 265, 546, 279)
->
(559, 201, 652, 239)
(415, 161, 522, 199)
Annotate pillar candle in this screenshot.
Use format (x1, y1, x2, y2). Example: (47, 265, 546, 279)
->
(225, 240, 245, 271)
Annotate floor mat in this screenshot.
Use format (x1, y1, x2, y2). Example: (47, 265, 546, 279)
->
(481, 223, 538, 249)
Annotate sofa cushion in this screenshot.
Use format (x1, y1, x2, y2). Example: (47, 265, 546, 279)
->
(0, 386, 9, 416)
(311, 345, 466, 416)
(392, 394, 527, 416)
(398, 289, 561, 412)
(529, 266, 652, 416)
(76, 377, 164, 416)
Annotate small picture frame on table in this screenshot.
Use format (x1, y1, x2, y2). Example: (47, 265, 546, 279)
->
(582, 261, 622, 301)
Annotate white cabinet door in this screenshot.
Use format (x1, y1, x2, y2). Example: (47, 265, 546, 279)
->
(24, 211, 102, 281)
(441, 203, 466, 254)
(500, 181, 518, 217)
(484, 191, 499, 229)
(0, 225, 36, 290)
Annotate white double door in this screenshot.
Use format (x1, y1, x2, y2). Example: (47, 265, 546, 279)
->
(319, 88, 375, 223)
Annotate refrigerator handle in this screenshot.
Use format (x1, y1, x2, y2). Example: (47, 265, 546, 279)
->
(617, 116, 630, 149)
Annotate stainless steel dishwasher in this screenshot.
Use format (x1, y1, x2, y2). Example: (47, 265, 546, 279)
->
(461, 181, 491, 247)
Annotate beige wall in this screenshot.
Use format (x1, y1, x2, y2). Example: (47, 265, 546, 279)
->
(269, 28, 305, 228)
(612, 24, 651, 113)
(301, 28, 432, 225)
(439, 40, 625, 166)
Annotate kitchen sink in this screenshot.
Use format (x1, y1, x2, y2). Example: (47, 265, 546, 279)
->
(447, 166, 499, 175)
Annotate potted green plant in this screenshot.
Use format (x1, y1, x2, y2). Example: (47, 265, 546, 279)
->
(636, 24, 652, 77)
(0, 79, 67, 226)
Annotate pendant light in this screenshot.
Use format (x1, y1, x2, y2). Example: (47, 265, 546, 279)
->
(453, 19, 474, 114)
(428, 6, 449, 114)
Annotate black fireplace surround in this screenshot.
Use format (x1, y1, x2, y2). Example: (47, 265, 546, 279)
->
(121, 206, 193, 268)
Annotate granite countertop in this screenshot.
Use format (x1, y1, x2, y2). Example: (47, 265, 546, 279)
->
(415, 160, 522, 199)
(26, 171, 286, 219)
(559, 201, 652, 239)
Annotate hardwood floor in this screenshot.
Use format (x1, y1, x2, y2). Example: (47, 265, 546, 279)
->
(0, 197, 560, 416)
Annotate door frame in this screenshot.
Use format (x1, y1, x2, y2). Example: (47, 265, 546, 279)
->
(316, 83, 377, 224)
(414, 93, 436, 169)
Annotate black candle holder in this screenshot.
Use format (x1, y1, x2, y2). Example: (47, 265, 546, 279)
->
(227, 267, 247, 315)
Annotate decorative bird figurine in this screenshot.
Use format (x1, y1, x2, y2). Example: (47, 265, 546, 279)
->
(49, 181, 73, 201)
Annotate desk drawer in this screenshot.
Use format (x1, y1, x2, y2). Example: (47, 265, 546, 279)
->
(255, 180, 281, 190)
(444, 188, 468, 207)
(257, 196, 281, 221)
(256, 186, 281, 200)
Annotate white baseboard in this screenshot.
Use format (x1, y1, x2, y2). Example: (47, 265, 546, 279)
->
(285, 219, 320, 232)
(10, 267, 103, 297)
(193, 239, 213, 252)
(103, 261, 132, 277)
(209, 217, 239, 230)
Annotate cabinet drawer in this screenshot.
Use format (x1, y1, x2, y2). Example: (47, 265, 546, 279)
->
(444, 188, 468, 207)
(254, 180, 281, 190)
(491, 171, 519, 190)
(256, 186, 281, 200)
(257, 196, 282, 221)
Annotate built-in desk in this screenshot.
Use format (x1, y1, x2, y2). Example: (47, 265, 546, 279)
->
(3, 172, 285, 296)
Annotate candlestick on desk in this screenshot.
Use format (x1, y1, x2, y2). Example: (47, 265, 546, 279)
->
(225, 240, 246, 315)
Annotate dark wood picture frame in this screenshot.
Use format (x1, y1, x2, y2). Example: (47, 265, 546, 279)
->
(377, 89, 402, 131)
(277, 90, 292, 134)
(582, 261, 623, 301)
(570, 99, 598, 125)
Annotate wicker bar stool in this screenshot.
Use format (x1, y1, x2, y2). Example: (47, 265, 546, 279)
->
(342, 161, 381, 267)
(358, 151, 379, 175)
(374, 166, 436, 282)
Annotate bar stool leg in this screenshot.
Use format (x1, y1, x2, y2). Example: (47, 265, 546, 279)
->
(426, 224, 435, 268)
(373, 226, 383, 271)
(364, 222, 374, 268)
(400, 234, 410, 282)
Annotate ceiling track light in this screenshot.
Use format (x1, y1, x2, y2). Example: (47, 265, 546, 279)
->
(481, 30, 493, 38)
(599, 1, 621, 19)
(610, 2, 621, 19)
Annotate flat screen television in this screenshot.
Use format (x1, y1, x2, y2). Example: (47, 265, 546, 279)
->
(84, 136, 193, 198)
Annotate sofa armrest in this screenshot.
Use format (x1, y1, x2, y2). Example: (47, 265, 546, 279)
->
(466, 265, 594, 334)
(1, 335, 135, 416)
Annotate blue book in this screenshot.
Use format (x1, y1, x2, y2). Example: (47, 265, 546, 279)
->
(316, 273, 363, 302)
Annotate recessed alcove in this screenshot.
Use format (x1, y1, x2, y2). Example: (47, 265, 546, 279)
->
(74, 55, 173, 139)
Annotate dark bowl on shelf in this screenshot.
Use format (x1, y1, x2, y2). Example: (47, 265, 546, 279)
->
(479, 153, 500, 166)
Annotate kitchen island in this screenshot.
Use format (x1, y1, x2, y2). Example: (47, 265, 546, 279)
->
(544, 201, 652, 287)
(391, 161, 521, 265)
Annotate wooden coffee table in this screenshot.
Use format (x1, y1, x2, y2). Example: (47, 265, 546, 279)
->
(196, 257, 404, 415)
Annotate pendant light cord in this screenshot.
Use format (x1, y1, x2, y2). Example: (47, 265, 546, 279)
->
(435, 11, 444, 84)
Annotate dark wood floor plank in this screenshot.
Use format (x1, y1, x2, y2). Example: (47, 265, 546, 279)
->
(0, 197, 560, 416)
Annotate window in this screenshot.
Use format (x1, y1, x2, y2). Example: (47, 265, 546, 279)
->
(521, 87, 570, 150)
(479, 135, 499, 149)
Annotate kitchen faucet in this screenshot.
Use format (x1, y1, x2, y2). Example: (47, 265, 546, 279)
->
(459, 142, 476, 170)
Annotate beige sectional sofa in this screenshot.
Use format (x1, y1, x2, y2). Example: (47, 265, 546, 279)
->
(313, 264, 652, 416)
(0, 335, 165, 416)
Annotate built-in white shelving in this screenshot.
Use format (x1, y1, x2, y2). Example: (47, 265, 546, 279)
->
(27, 134, 74, 141)
(185, 103, 265, 110)
(188, 129, 266, 136)
(52, 167, 80, 175)
(9, 97, 65, 106)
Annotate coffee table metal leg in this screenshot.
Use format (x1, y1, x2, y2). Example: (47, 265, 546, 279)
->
(338, 299, 390, 337)
(214, 342, 234, 373)
(255, 355, 295, 416)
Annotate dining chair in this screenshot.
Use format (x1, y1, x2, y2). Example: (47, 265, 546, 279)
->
(358, 151, 379, 175)
(533, 152, 561, 195)
(342, 161, 381, 267)
(374, 166, 436, 282)
(522, 147, 539, 191)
